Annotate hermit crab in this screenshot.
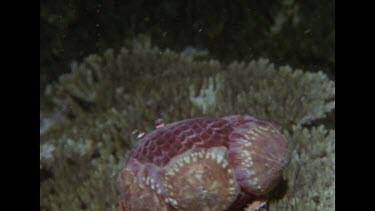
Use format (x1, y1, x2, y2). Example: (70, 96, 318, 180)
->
(119, 115, 288, 211)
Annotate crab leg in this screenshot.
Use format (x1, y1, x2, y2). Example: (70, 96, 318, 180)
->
(244, 200, 267, 211)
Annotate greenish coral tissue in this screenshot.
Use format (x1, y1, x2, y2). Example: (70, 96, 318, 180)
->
(40, 41, 335, 210)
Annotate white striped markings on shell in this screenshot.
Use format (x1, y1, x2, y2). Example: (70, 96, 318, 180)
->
(229, 128, 264, 193)
(162, 147, 239, 211)
(235, 124, 284, 194)
(119, 168, 170, 211)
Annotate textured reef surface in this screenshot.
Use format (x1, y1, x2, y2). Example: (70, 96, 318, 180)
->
(40, 41, 334, 210)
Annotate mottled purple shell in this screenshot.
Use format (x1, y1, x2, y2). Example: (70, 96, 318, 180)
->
(119, 115, 288, 211)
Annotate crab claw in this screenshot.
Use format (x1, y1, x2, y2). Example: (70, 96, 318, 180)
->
(119, 200, 125, 211)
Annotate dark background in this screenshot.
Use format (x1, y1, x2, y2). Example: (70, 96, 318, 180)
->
(40, 0, 335, 95)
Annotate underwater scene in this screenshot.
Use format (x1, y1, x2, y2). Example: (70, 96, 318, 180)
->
(40, 1, 335, 210)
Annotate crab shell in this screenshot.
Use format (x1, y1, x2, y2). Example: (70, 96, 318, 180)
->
(119, 115, 288, 211)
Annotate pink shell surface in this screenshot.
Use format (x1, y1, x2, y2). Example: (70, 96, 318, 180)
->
(119, 115, 288, 211)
